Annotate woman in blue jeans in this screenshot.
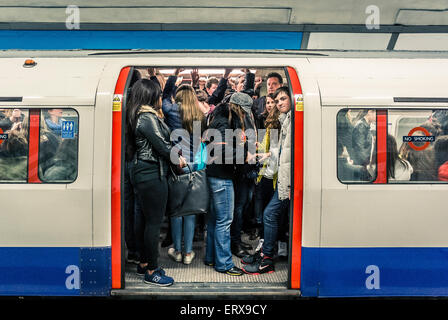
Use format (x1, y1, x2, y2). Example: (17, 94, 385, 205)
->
(162, 68, 206, 264)
(204, 92, 255, 276)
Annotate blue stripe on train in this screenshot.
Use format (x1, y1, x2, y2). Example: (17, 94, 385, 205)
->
(301, 247, 448, 297)
(0, 247, 110, 296)
(0, 30, 302, 50)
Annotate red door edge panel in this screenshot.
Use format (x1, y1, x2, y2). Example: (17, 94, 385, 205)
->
(287, 66, 303, 290)
(111, 66, 130, 289)
(28, 109, 42, 183)
(374, 110, 387, 184)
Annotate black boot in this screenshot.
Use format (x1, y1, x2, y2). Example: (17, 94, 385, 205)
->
(231, 243, 249, 258)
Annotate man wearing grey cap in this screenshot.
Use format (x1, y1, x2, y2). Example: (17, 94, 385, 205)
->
(228, 92, 259, 258)
(229, 91, 253, 114)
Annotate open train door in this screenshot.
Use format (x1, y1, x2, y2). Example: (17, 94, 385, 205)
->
(110, 64, 305, 295)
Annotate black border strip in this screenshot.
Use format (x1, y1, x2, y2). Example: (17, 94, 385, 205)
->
(1, 23, 448, 33)
(394, 97, 448, 103)
(0, 97, 23, 102)
(88, 50, 328, 56)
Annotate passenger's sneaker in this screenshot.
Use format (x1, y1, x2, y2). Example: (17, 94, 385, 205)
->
(278, 241, 287, 257)
(183, 251, 196, 265)
(168, 248, 182, 262)
(218, 266, 244, 276)
(241, 250, 262, 265)
(144, 268, 174, 287)
(136, 263, 147, 276)
(242, 256, 275, 275)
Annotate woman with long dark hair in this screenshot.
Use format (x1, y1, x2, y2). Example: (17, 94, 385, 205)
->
(387, 134, 413, 181)
(126, 78, 186, 286)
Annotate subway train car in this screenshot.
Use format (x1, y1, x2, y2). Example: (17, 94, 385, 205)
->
(0, 50, 447, 297)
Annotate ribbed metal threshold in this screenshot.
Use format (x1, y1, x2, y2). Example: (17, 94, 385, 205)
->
(112, 283, 300, 298)
(112, 233, 299, 299)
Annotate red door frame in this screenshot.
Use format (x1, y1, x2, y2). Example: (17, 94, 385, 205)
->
(28, 109, 42, 183)
(111, 67, 130, 289)
(286, 66, 304, 290)
(373, 110, 387, 184)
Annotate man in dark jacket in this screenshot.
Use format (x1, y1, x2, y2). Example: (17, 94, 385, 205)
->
(207, 69, 232, 108)
(351, 109, 376, 167)
(251, 72, 283, 128)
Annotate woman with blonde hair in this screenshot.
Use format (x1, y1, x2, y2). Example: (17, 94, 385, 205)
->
(162, 69, 206, 265)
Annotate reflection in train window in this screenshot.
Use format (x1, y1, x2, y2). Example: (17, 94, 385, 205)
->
(39, 108, 79, 183)
(337, 108, 448, 184)
(389, 109, 448, 183)
(0, 108, 29, 182)
(337, 109, 377, 183)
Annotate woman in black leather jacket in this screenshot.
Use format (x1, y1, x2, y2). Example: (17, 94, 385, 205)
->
(126, 79, 186, 286)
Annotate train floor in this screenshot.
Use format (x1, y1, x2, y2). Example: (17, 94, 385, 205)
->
(114, 223, 299, 298)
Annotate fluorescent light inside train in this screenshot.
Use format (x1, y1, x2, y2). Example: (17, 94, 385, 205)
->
(159, 69, 256, 75)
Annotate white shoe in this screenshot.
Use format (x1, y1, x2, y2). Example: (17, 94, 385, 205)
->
(168, 248, 182, 262)
(278, 241, 287, 257)
(183, 251, 196, 265)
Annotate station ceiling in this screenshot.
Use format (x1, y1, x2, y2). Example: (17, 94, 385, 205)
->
(1, 0, 448, 51)
(0, 0, 446, 26)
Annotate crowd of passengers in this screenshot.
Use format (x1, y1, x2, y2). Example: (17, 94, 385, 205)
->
(337, 109, 448, 182)
(125, 67, 291, 286)
(0, 108, 77, 181)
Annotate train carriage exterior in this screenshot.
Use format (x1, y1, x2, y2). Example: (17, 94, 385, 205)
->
(0, 50, 448, 297)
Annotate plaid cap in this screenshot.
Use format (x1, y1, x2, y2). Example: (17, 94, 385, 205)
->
(229, 92, 253, 112)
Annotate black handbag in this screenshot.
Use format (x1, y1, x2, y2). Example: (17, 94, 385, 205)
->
(167, 164, 209, 217)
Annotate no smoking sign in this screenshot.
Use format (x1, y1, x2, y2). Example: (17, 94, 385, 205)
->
(403, 126, 435, 151)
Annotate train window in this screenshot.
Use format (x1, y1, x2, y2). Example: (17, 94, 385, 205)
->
(338, 108, 448, 184)
(0, 108, 29, 182)
(337, 109, 377, 183)
(39, 108, 79, 183)
(388, 109, 448, 183)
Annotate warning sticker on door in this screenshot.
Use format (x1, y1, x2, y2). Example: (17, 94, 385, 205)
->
(295, 94, 303, 112)
(113, 94, 123, 112)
